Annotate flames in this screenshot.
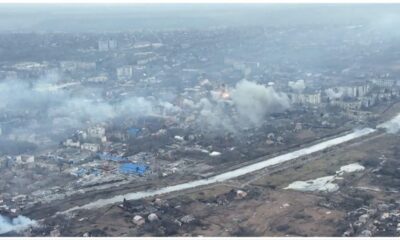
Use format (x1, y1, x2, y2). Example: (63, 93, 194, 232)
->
(219, 83, 230, 100)
(221, 91, 230, 100)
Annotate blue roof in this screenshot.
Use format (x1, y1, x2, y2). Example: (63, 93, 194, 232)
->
(119, 163, 148, 175)
(75, 168, 88, 176)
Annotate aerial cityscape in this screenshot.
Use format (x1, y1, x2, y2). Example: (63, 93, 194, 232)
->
(1, 3, 400, 237)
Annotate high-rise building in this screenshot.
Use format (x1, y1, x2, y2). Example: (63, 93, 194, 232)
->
(98, 39, 118, 51)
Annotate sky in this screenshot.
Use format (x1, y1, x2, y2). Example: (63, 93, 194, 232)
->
(0, 4, 400, 32)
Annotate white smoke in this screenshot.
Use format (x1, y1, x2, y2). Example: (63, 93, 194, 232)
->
(325, 88, 343, 99)
(0, 214, 36, 234)
(0, 73, 156, 142)
(1, 74, 290, 139)
(196, 98, 236, 133)
(48, 98, 116, 124)
(157, 101, 181, 115)
(231, 80, 290, 126)
(368, 13, 400, 38)
(191, 80, 290, 133)
(182, 98, 195, 108)
(377, 114, 400, 134)
(288, 80, 306, 92)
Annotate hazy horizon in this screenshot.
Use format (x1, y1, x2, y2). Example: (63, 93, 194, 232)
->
(1, 4, 400, 32)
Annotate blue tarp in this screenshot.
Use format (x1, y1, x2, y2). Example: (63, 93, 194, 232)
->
(98, 152, 127, 162)
(75, 168, 88, 176)
(127, 127, 141, 137)
(119, 163, 148, 175)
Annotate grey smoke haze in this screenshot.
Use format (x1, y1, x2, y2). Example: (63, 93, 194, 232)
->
(368, 12, 400, 39)
(325, 88, 344, 99)
(231, 80, 290, 125)
(196, 98, 236, 133)
(288, 80, 306, 93)
(0, 214, 36, 234)
(0, 72, 155, 143)
(1, 5, 400, 33)
(191, 80, 290, 134)
(377, 114, 400, 134)
(1, 72, 290, 143)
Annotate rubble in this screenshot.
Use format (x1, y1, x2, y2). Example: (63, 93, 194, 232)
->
(147, 213, 159, 222)
(236, 190, 247, 199)
(154, 198, 163, 206)
(132, 215, 145, 226)
(180, 215, 195, 224)
(50, 227, 61, 237)
(359, 229, 372, 237)
(342, 200, 400, 237)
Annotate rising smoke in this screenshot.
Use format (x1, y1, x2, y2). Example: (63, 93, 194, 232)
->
(0, 214, 36, 235)
(288, 79, 306, 92)
(196, 97, 237, 133)
(0, 73, 290, 144)
(377, 114, 400, 134)
(0, 72, 155, 144)
(191, 80, 290, 134)
(325, 88, 344, 99)
(231, 80, 290, 125)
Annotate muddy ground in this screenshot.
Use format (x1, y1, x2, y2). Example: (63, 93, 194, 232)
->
(27, 131, 400, 237)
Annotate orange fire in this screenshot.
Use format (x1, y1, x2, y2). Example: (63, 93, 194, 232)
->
(220, 91, 230, 100)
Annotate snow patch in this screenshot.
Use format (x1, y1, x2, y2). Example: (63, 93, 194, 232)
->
(174, 136, 184, 141)
(284, 176, 339, 192)
(285, 163, 365, 192)
(336, 163, 365, 176)
(209, 151, 221, 157)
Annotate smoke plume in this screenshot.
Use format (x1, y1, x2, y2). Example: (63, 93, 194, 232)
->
(0, 214, 36, 234)
(325, 88, 344, 99)
(231, 80, 290, 126)
(1, 73, 290, 143)
(377, 114, 400, 134)
(190, 80, 290, 134)
(0, 72, 155, 144)
(288, 80, 306, 92)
